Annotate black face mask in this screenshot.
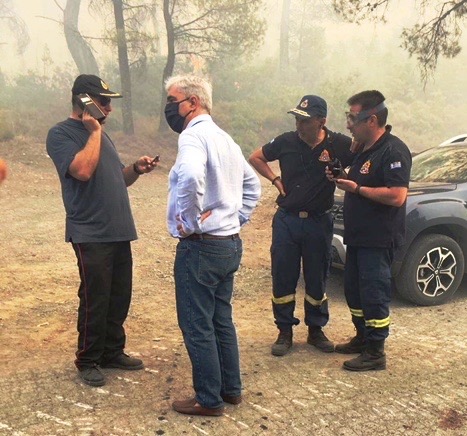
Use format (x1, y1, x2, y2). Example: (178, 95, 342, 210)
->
(164, 98, 189, 133)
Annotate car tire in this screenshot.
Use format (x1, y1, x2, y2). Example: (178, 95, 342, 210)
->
(395, 234, 464, 306)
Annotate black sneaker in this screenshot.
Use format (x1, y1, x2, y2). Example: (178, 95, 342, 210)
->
(100, 353, 144, 370)
(307, 327, 335, 353)
(79, 366, 105, 387)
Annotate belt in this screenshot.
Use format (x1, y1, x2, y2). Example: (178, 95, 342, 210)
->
(181, 233, 240, 241)
(279, 208, 332, 219)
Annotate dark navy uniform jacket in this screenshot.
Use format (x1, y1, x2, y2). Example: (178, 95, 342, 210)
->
(343, 126, 412, 248)
(262, 128, 353, 214)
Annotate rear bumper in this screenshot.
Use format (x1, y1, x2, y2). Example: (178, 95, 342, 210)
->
(331, 233, 346, 268)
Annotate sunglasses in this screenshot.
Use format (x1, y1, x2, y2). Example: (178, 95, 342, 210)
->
(345, 101, 386, 127)
(345, 111, 371, 127)
(91, 95, 112, 106)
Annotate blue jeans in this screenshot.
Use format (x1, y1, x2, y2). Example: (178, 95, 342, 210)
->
(344, 246, 393, 342)
(174, 237, 243, 409)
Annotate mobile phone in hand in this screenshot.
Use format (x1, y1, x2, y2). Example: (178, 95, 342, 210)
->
(151, 155, 160, 163)
(329, 158, 343, 178)
(77, 94, 106, 121)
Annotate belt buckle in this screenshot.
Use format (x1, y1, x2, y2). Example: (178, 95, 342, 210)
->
(298, 211, 308, 218)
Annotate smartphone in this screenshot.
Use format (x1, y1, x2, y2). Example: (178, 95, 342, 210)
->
(151, 155, 160, 163)
(329, 158, 343, 178)
(77, 93, 106, 121)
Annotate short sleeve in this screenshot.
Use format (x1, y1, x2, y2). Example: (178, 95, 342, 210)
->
(262, 133, 289, 162)
(382, 141, 412, 188)
(46, 126, 81, 178)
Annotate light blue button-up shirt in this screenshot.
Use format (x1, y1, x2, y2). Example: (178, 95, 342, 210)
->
(167, 114, 261, 238)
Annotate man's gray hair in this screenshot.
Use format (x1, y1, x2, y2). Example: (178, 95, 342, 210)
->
(165, 74, 213, 113)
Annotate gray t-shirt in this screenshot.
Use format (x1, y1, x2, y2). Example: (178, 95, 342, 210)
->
(46, 118, 137, 243)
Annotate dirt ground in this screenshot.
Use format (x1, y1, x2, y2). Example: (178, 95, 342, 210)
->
(0, 135, 466, 436)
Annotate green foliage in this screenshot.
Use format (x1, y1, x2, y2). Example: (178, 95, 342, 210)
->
(0, 109, 14, 141)
(332, 0, 467, 84)
(122, 57, 165, 117)
(1, 0, 466, 158)
(210, 59, 305, 154)
(0, 67, 74, 139)
(172, 0, 266, 60)
(89, 0, 160, 66)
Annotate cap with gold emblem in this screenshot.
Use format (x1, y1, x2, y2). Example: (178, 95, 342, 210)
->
(72, 74, 122, 98)
(287, 95, 327, 119)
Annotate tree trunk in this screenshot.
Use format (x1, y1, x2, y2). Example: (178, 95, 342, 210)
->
(64, 0, 99, 75)
(279, 0, 291, 76)
(159, 0, 176, 132)
(112, 0, 134, 135)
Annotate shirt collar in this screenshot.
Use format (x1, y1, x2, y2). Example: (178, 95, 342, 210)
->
(361, 125, 392, 155)
(186, 113, 212, 129)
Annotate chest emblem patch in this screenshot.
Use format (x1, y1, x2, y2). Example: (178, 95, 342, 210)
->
(318, 149, 331, 162)
(360, 160, 371, 174)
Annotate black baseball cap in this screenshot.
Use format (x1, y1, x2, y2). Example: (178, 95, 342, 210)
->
(287, 95, 327, 119)
(72, 74, 122, 98)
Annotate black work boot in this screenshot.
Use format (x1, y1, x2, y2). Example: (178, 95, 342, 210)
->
(271, 328, 293, 356)
(343, 340, 386, 371)
(335, 332, 366, 354)
(78, 365, 106, 387)
(307, 327, 335, 353)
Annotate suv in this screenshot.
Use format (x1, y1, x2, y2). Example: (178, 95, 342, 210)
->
(331, 143, 467, 306)
(438, 134, 467, 146)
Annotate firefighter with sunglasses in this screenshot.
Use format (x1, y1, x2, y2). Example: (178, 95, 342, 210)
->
(327, 90, 411, 371)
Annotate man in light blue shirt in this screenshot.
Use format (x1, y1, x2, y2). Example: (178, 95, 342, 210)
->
(165, 75, 261, 417)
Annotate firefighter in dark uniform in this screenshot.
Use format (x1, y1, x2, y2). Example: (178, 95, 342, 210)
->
(249, 95, 353, 356)
(328, 90, 411, 371)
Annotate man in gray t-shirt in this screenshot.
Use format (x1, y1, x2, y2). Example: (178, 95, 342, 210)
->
(46, 74, 158, 387)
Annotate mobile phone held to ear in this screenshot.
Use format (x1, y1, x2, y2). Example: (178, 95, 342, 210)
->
(77, 94, 106, 121)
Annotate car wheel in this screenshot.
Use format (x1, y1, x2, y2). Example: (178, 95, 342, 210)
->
(395, 234, 464, 306)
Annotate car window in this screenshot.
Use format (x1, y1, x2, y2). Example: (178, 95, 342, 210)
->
(411, 146, 467, 183)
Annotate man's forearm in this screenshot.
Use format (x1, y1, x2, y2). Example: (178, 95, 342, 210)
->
(249, 157, 277, 182)
(122, 164, 140, 186)
(68, 130, 102, 181)
(358, 185, 407, 207)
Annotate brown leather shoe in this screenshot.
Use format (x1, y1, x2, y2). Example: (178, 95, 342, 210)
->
(222, 394, 242, 405)
(172, 397, 224, 416)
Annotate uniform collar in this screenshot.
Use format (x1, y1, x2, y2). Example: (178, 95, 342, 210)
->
(361, 125, 392, 154)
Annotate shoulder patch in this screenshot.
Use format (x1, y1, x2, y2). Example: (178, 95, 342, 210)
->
(360, 160, 371, 174)
(390, 161, 402, 169)
(318, 149, 331, 162)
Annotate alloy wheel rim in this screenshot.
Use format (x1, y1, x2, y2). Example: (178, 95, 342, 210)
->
(416, 246, 457, 298)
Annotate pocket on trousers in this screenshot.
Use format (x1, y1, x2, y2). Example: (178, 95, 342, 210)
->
(360, 267, 392, 305)
(197, 249, 234, 287)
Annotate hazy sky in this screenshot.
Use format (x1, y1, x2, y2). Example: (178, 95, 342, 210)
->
(3, 0, 466, 89)
(4, 0, 98, 75)
(2, 0, 436, 74)
(2, 0, 465, 146)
